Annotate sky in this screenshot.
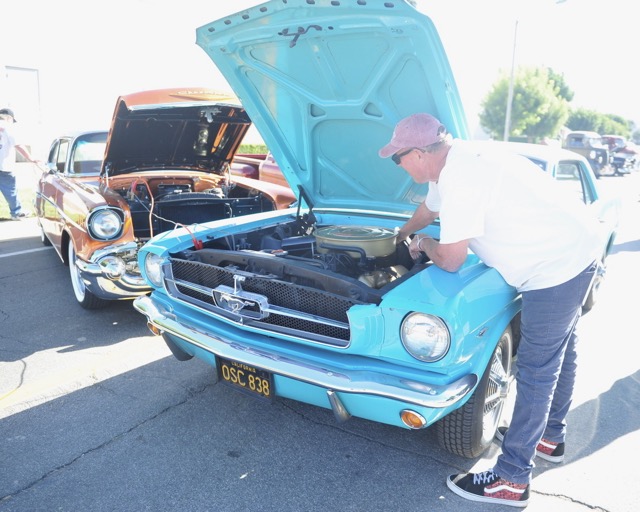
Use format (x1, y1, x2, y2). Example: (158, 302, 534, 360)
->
(1, 0, 636, 152)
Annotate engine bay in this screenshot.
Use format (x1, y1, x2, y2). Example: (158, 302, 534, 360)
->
(106, 173, 276, 240)
(172, 214, 427, 302)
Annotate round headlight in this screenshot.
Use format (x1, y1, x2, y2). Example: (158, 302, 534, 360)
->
(144, 253, 165, 287)
(88, 209, 123, 240)
(401, 313, 450, 362)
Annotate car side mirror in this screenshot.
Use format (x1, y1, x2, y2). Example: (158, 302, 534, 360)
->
(46, 162, 57, 174)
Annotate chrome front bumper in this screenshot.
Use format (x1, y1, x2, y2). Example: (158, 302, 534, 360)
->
(75, 242, 150, 300)
(134, 295, 478, 409)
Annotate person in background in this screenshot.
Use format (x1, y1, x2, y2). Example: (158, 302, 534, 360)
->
(379, 113, 602, 508)
(0, 107, 41, 220)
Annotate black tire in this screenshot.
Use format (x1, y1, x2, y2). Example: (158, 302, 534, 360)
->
(582, 259, 604, 313)
(68, 242, 110, 310)
(437, 325, 513, 458)
(38, 222, 51, 246)
(582, 280, 598, 312)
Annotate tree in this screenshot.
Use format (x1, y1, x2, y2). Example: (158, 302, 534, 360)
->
(566, 108, 632, 137)
(565, 108, 601, 131)
(479, 67, 569, 142)
(546, 68, 574, 102)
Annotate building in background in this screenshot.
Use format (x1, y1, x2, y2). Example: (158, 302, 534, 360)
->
(0, 64, 45, 159)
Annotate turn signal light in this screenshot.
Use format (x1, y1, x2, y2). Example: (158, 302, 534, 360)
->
(147, 322, 162, 336)
(400, 409, 427, 429)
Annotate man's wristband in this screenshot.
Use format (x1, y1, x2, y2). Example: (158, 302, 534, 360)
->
(418, 236, 427, 253)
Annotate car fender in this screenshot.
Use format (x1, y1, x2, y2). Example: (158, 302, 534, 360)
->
(379, 259, 519, 380)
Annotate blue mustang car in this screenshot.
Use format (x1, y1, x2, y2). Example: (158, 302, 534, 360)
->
(133, 0, 615, 457)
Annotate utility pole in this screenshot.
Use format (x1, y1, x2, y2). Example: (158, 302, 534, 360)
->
(503, 20, 518, 142)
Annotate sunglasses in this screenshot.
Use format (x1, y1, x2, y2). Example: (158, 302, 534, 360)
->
(392, 147, 415, 165)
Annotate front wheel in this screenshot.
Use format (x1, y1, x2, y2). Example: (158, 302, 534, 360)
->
(583, 259, 605, 313)
(437, 325, 513, 458)
(68, 242, 109, 310)
(38, 222, 51, 246)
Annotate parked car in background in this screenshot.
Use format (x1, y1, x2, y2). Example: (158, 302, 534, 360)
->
(35, 88, 295, 309)
(563, 131, 614, 177)
(133, 1, 617, 458)
(601, 134, 637, 175)
(231, 151, 288, 188)
(229, 153, 261, 180)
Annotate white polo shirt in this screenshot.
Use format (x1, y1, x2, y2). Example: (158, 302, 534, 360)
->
(434, 140, 603, 291)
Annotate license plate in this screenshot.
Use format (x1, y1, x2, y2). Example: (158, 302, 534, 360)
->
(216, 356, 273, 400)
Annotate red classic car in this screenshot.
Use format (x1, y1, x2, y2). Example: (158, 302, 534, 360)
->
(601, 134, 637, 175)
(35, 88, 295, 309)
(231, 152, 288, 188)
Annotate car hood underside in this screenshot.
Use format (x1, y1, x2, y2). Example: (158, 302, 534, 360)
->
(196, 0, 468, 214)
(102, 88, 252, 177)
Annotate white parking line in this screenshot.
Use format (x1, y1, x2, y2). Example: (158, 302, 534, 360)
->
(0, 246, 54, 259)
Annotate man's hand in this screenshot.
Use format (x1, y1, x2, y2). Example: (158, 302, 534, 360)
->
(408, 236, 427, 260)
(395, 227, 410, 244)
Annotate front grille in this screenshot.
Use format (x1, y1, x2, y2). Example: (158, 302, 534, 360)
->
(164, 258, 362, 346)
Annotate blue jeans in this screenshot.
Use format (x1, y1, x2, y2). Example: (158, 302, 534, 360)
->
(0, 171, 23, 217)
(494, 261, 597, 484)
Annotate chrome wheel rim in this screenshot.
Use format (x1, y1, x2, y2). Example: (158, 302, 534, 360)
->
(68, 243, 86, 302)
(482, 342, 511, 442)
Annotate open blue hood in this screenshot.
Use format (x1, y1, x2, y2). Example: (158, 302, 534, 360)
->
(196, 0, 468, 214)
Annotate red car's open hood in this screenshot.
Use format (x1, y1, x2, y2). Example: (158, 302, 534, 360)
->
(101, 88, 251, 177)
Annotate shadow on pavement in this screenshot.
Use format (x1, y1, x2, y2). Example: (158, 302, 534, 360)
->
(610, 239, 640, 254)
(564, 370, 640, 463)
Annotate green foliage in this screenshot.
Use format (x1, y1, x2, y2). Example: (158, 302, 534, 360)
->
(480, 67, 569, 142)
(566, 108, 632, 137)
(481, 65, 635, 142)
(479, 77, 511, 139)
(238, 144, 268, 154)
(546, 68, 574, 102)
